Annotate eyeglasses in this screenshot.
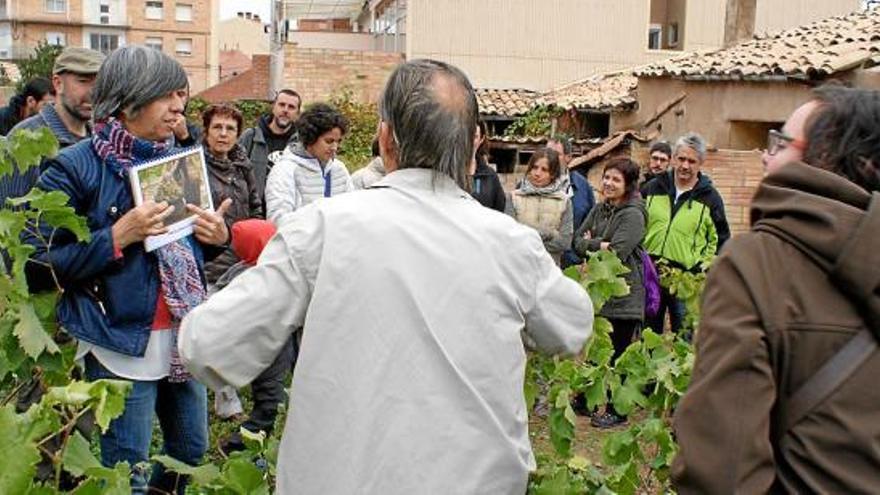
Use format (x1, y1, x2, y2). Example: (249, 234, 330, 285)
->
(766, 129, 806, 156)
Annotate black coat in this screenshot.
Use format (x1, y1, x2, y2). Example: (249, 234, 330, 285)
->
(470, 158, 506, 212)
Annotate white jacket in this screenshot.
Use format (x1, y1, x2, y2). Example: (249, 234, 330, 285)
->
(265, 146, 353, 223)
(180, 169, 594, 495)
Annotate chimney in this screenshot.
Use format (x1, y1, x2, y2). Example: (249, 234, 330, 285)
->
(254, 14, 261, 22)
(237, 12, 244, 18)
(724, 0, 757, 47)
(245, 12, 253, 20)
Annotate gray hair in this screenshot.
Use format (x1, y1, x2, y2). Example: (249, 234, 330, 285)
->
(674, 132, 707, 162)
(92, 45, 188, 122)
(379, 59, 478, 190)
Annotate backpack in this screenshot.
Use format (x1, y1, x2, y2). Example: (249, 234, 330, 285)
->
(640, 249, 661, 318)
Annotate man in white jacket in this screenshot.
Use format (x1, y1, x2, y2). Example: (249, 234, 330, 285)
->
(180, 59, 594, 494)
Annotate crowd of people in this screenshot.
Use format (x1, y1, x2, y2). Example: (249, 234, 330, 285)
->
(0, 43, 877, 494)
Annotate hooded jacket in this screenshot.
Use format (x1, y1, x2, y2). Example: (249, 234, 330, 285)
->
(573, 196, 646, 320)
(672, 162, 880, 494)
(0, 94, 25, 136)
(264, 144, 353, 223)
(238, 114, 298, 200)
(642, 170, 730, 271)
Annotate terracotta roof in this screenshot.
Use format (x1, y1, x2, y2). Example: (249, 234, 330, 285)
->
(635, 9, 880, 81)
(476, 88, 539, 117)
(488, 135, 604, 145)
(219, 50, 252, 80)
(568, 130, 649, 170)
(537, 72, 638, 111)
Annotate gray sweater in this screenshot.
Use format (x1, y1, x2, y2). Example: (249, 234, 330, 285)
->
(574, 197, 647, 320)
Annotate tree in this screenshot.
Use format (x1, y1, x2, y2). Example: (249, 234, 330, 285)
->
(15, 42, 64, 92)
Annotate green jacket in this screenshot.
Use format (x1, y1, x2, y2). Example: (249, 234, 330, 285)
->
(643, 171, 730, 271)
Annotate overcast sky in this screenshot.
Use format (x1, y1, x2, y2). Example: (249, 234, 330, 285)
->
(220, 0, 271, 21)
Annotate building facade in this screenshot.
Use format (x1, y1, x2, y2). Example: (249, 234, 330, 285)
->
(406, 0, 862, 91)
(0, 0, 217, 92)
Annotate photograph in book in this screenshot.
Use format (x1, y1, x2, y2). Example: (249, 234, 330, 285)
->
(129, 147, 213, 252)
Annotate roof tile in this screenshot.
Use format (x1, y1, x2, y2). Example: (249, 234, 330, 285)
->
(635, 9, 880, 80)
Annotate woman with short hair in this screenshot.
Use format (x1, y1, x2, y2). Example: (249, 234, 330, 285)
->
(574, 157, 647, 428)
(201, 103, 262, 284)
(505, 148, 573, 264)
(265, 102, 353, 223)
(24, 45, 230, 493)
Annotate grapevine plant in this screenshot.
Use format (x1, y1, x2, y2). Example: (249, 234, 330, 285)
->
(0, 128, 708, 493)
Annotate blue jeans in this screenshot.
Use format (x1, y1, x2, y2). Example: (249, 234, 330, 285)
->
(84, 353, 208, 494)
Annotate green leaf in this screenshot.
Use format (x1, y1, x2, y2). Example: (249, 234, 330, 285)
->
(602, 428, 639, 466)
(44, 380, 131, 431)
(62, 430, 102, 477)
(586, 318, 614, 366)
(25, 483, 58, 495)
(152, 455, 221, 486)
(583, 375, 607, 411)
(611, 380, 647, 416)
(0, 405, 43, 495)
(222, 457, 269, 494)
(240, 427, 266, 451)
(6, 128, 58, 173)
(79, 462, 131, 495)
(0, 209, 26, 239)
(531, 466, 582, 495)
(548, 388, 577, 458)
(641, 328, 663, 349)
(13, 300, 59, 359)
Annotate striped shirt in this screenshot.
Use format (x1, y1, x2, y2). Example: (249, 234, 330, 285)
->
(0, 104, 88, 204)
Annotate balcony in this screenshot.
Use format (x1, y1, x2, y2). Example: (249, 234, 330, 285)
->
(286, 30, 405, 54)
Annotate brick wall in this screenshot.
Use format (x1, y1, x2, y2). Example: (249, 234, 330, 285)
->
(198, 54, 270, 103)
(282, 44, 403, 104)
(700, 150, 764, 235)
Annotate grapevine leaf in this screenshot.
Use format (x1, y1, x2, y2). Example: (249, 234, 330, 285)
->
(0, 405, 42, 495)
(13, 300, 59, 359)
(152, 455, 221, 486)
(641, 328, 663, 349)
(602, 429, 638, 466)
(62, 430, 102, 477)
(531, 466, 581, 495)
(8, 244, 35, 294)
(583, 375, 607, 410)
(586, 318, 614, 366)
(548, 389, 576, 458)
(222, 457, 269, 494)
(7, 128, 58, 172)
(240, 427, 266, 451)
(80, 462, 131, 495)
(524, 376, 539, 413)
(607, 460, 640, 495)
(25, 483, 57, 494)
(611, 380, 647, 416)
(0, 209, 26, 238)
(42, 208, 91, 243)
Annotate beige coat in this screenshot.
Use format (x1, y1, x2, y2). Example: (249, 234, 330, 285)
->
(672, 162, 880, 493)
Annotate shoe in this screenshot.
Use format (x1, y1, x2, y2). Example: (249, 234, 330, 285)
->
(219, 431, 246, 456)
(590, 412, 627, 429)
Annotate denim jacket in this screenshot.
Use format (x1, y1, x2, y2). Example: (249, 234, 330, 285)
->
(23, 139, 223, 357)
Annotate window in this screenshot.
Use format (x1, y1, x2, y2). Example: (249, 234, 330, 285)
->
(46, 32, 66, 46)
(89, 33, 119, 54)
(175, 3, 193, 22)
(667, 22, 680, 47)
(145, 1, 163, 20)
(648, 24, 662, 50)
(175, 38, 192, 56)
(145, 36, 163, 51)
(0, 0, 7, 18)
(649, 0, 685, 51)
(45, 0, 66, 13)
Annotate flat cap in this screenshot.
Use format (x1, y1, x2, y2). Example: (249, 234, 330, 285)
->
(53, 47, 105, 75)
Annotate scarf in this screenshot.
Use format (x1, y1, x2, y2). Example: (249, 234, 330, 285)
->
(93, 119, 206, 382)
(518, 173, 570, 197)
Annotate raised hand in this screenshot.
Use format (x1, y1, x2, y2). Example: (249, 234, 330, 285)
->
(187, 198, 232, 246)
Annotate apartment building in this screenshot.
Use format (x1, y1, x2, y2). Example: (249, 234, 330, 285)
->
(406, 0, 862, 91)
(0, 0, 216, 92)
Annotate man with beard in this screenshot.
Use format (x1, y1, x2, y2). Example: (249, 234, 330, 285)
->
(0, 47, 104, 203)
(239, 89, 301, 199)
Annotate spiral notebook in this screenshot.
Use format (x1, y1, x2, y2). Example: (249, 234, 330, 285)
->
(128, 146, 214, 252)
